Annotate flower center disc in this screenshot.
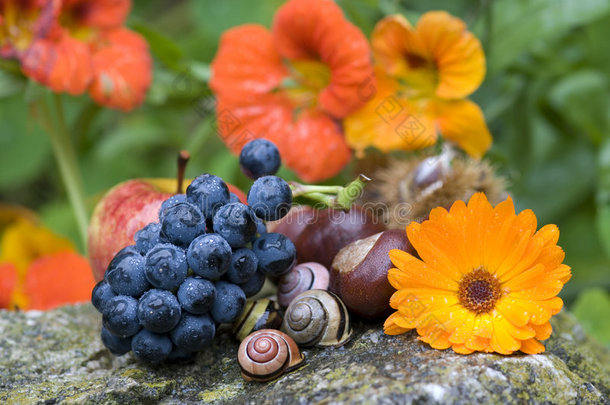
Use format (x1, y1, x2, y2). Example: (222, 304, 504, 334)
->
(458, 267, 501, 314)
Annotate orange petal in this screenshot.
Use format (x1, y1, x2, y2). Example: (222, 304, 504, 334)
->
(215, 95, 351, 182)
(531, 322, 552, 340)
(272, 0, 374, 117)
(415, 11, 485, 99)
(495, 296, 531, 327)
(61, 0, 130, 30)
(88, 27, 152, 111)
(490, 316, 521, 354)
(21, 28, 93, 95)
(519, 338, 545, 354)
(344, 76, 437, 156)
(384, 311, 413, 334)
(210, 24, 288, 99)
(448, 309, 475, 344)
(0, 262, 18, 309)
(434, 99, 492, 158)
(24, 251, 96, 310)
(473, 313, 494, 339)
(389, 244, 458, 291)
(451, 344, 475, 354)
(372, 15, 425, 78)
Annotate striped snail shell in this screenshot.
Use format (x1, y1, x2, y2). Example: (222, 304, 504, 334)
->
(281, 289, 352, 348)
(277, 262, 330, 308)
(232, 298, 283, 341)
(238, 329, 305, 382)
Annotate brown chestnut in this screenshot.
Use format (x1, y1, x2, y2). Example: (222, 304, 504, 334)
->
(294, 206, 385, 268)
(267, 206, 315, 244)
(329, 229, 416, 319)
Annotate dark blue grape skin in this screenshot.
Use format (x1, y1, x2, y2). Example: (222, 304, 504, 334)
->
(237, 270, 266, 298)
(131, 329, 173, 364)
(229, 192, 241, 204)
(177, 277, 216, 314)
(170, 313, 216, 352)
(187, 234, 231, 280)
(186, 174, 230, 219)
(247, 176, 292, 221)
(105, 247, 149, 297)
(137, 289, 182, 333)
(160, 202, 206, 247)
(255, 217, 267, 236)
(210, 281, 246, 324)
(239, 139, 281, 179)
(252, 232, 296, 277)
(226, 248, 258, 284)
(92, 280, 116, 313)
(101, 327, 132, 356)
(167, 346, 195, 362)
(144, 243, 188, 290)
(158, 194, 187, 223)
(104, 245, 140, 279)
(102, 295, 141, 338)
(212, 203, 257, 248)
(135, 223, 161, 254)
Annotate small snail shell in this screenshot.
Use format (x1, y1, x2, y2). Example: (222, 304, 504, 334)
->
(232, 298, 283, 341)
(277, 262, 330, 307)
(281, 289, 352, 348)
(238, 329, 305, 382)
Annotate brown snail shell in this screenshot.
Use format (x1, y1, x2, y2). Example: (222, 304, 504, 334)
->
(238, 329, 305, 382)
(281, 289, 352, 348)
(232, 298, 283, 341)
(277, 262, 330, 308)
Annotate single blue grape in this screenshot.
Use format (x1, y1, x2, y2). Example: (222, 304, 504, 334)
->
(91, 280, 116, 313)
(131, 329, 173, 364)
(186, 174, 230, 219)
(170, 313, 216, 352)
(239, 139, 281, 179)
(252, 232, 296, 277)
(101, 327, 132, 356)
(186, 234, 231, 280)
(104, 245, 140, 279)
(105, 246, 149, 297)
(137, 289, 182, 333)
(210, 281, 246, 324)
(144, 243, 188, 290)
(102, 295, 141, 338)
(237, 271, 266, 298)
(212, 203, 257, 248)
(160, 202, 206, 247)
(226, 248, 258, 284)
(134, 222, 161, 254)
(158, 194, 187, 223)
(247, 176, 292, 221)
(229, 192, 241, 204)
(177, 277, 216, 314)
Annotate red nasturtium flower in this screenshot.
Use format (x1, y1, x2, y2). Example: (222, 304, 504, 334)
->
(0, 216, 95, 310)
(0, 0, 151, 111)
(345, 12, 491, 158)
(210, 0, 375, 182)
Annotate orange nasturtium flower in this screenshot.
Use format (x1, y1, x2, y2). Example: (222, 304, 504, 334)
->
(0, 216, 95, 310)
(385, 193, 571, 355)
(0, 0, 151, 111)
(210, 0, 375, 182)
(345, 12, 492, 158)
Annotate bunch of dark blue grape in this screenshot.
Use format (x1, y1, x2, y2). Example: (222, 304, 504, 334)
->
(92, 148, 296, 364)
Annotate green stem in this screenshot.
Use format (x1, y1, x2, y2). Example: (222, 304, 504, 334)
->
(34, 95, 89, 250)
(289, 174, 371, 210)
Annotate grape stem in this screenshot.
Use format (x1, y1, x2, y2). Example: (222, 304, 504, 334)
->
(289, 174, 371, 210)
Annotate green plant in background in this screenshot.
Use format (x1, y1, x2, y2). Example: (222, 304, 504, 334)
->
(1, 0, 608, 345)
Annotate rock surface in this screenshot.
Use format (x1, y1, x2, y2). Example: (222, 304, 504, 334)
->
(0, 304, 608, 404)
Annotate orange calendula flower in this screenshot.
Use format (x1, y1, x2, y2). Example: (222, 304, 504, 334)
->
(1, 0, 151, 111)
(210, 0, 375, 182)
(384, 193, 571, 355)
(345, 12, 491, 158)
(0, 216, 95, 310)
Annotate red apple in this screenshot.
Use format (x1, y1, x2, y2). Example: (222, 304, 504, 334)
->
(88, 178, 246, 281)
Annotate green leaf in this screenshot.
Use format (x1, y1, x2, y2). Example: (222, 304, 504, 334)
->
(571, 288, 610, 346)
(0, 97, 51, 189)
(0, 69, 25, 99)
(485, 0, 610, 74)
(132, 23, 184, 70)
(548, 70, 610, 145)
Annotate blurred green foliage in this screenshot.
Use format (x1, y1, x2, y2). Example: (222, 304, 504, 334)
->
(0, 0, 608, 343)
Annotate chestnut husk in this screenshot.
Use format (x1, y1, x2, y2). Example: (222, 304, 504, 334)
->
(330, 229, 416, 319)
